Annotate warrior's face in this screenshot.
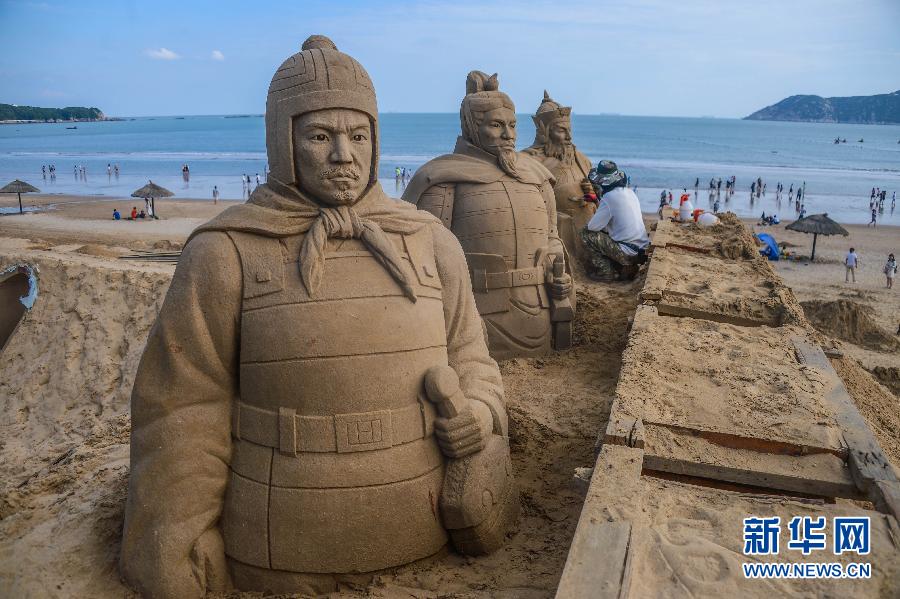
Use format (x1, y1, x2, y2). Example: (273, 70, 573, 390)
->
(292, 108, 373, 206)
(476, 106, 517, 155)
(543, 118, 575, 164)
(475, 106, 518, 177)
(548, 120, 572, 145)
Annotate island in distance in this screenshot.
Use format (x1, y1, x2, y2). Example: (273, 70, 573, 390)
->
(0, 104, 114, 124)
(745, 89, 900, 124)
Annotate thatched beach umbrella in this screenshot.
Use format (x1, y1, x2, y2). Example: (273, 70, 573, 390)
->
(0, 179, 40, 214)
(785, 213, 848, 261)
(131, 181, 173, 219)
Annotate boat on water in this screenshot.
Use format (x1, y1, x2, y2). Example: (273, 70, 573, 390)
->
(66, 126, 77, 129)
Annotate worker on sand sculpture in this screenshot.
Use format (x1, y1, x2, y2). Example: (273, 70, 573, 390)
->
(120, 36, 517, 599)
(403, 72, 574, 360)
(522, 91, 596, 264)
(582, 160, 650, 282)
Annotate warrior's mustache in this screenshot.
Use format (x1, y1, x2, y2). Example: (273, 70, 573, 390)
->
(320, 167, 361, 180)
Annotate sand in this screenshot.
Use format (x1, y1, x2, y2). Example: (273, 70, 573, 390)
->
(1, 199, 897, 598)
(0, 202, 643, 597)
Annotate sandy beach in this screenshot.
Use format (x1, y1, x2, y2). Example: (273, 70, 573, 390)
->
(0, 196, 897, 597)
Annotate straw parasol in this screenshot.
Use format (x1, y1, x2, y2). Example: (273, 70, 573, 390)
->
(0, 179, 40, 214)
(785, 213, 848, 260)
(131, 181, 173, 219)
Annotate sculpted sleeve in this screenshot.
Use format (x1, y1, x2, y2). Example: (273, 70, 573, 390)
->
(541, 180, 565, 258)
(120, 231, 240, 599)
(413, 183, 456, 229)
(432, 223, 508, 435)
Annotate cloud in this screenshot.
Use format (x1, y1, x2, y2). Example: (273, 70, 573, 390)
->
(144, 48, 180, 60)
(210, 50, 225, 61)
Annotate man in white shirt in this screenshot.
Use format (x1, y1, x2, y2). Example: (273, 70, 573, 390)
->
(845, 247, 859, 283)
(581, 160, 649, 281)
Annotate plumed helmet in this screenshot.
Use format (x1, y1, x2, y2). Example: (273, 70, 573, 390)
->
(459, 71, 515, 146)
(532, 90, 572, 145)
(266, 35, 378, 188)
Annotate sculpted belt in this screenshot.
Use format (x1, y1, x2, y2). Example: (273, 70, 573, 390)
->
(470, 265, 545, 293)
(231, 399, 436, 457)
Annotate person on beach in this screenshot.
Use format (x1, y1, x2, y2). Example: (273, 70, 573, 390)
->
(884, 254, 897, 289)
(113, 209, 121, 220)
(255, 173, 261, 188)
(869, 207, 877, 227)
(845, 247, 859, 283)
(212, 185, 219, 204)
(581, 161, 649, 282)
(799, 205, 806, 218)
(130, 206, 138, 220)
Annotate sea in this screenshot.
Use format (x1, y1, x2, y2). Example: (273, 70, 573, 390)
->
(1, 114, 899, 225)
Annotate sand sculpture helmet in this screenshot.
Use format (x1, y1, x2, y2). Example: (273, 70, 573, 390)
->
(460, 71, 519, 175)
(266, 35, 378, 206)
(532, 91, 574, 161)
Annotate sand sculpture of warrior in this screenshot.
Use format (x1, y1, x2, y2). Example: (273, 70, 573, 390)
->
(403, 73, 574, 360)
(120, 36, 516, 598)
(522, 91, 595, 262)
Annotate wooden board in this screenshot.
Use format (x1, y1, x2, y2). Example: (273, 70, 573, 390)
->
(556, 444, 644, 599)
(794, 338, 900, 519)
(642, 422, 859, 498)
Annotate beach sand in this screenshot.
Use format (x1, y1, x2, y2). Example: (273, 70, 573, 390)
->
(0, 199, 897, 597)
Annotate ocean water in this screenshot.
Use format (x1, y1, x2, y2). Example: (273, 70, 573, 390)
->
(1, 114, 899, 224)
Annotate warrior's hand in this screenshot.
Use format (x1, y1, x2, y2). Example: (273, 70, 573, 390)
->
(580, 179, 594, 196)
(425, 365, 493, 459)
(546, 264, 572, 300)
(434, 407, 488, 458)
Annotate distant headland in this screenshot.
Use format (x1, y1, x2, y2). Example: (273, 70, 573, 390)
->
(745, 90, 900, 124)
(0, 104, 118, 124)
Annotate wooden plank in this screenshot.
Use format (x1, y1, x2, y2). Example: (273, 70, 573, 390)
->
(793, 338, 900, 519)
(642, 422, 860, 499)
(655, 300, 777, 327)
(556, 444, 643, 599)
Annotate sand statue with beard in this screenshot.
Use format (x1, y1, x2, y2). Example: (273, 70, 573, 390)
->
(120, 37, 517, 599)
(522, 91, 596, 263)
(403, 72, 575, 360)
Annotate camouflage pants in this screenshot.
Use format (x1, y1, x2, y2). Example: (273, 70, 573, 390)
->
(580, 229, 641, 280)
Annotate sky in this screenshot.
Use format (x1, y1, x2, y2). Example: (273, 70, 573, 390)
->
(1, 0, 898, 118)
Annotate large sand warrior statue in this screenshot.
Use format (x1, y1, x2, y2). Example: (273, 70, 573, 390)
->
(403, 72, 575, 360)
(522, 91, 595, 263)
(120, 36, 517, 598)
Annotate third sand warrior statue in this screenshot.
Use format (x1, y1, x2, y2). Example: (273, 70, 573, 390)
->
(522, 91, 595, 263)
(404, 72, 575, 360)
(121, 37, 516, 598)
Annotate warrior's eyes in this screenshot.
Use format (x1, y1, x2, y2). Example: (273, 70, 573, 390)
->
(352, 134, 367, 142)
(310, 134, 328, 142)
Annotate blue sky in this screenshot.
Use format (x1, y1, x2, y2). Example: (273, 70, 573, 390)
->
(1, 0, 898, 118)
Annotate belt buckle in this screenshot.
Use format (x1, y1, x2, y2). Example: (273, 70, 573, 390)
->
(334, 410, 393, 453)
(512, 268, 539, 286)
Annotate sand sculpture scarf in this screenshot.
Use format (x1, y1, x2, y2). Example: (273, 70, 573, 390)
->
(189, 180, 439, 302)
